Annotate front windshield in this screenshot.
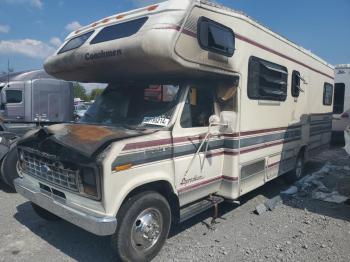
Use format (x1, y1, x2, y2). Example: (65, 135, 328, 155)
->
(80, 84, 181, 129)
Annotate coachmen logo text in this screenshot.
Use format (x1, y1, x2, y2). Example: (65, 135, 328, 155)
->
(85, 49, 122, 61)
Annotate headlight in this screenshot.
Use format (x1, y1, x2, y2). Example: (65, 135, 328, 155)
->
(80, 167, 99, 199)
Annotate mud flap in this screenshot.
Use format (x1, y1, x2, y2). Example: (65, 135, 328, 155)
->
(344, 125, 350, 156)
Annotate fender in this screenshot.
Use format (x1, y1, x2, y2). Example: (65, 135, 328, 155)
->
(108, 169, 177, 217)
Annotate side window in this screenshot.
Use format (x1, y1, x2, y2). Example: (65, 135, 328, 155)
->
(323, 83, 333, 106)
(6, 90, 23, 104)
(58, 31, 94, 54)
(248, 56, 288, 101)
(180, 87, 214, 128)
(90, 17, 148, 45)
(291, 71, 301, 98)
(333, 83, 345, 113)
(198, 17, 235, 57)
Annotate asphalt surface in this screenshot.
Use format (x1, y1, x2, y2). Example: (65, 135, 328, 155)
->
(0, 147, 349, 262)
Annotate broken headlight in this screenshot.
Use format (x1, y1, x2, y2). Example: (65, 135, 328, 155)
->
(79, 167, 100, 199)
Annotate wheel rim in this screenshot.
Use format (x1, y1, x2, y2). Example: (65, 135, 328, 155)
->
(131, 208, 163, 252)
(295, 158, 303, 178)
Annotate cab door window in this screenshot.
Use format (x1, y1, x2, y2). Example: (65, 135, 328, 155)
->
(6, 90, 23, 104)
(180, 87, 214, 128)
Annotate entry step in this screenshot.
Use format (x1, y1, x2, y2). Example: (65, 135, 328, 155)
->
(179, 195, 224, 223)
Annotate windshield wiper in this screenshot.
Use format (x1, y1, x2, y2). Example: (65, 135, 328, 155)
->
(121, 124, 147, 131)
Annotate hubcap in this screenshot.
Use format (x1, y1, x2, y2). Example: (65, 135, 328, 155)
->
(131, 208, 163, 252)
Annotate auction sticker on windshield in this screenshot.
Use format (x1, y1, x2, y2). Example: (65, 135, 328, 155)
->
(142, 116, 170, 127)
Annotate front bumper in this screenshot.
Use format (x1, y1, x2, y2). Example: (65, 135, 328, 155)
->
(14, 177, 117, 236)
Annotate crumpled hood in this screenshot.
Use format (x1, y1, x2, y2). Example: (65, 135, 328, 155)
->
(19, 123, 155, 159)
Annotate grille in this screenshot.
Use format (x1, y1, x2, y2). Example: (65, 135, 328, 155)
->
(20, 149, 80, 192)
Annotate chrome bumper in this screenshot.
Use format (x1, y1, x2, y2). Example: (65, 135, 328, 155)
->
(14, 178, 117, 236)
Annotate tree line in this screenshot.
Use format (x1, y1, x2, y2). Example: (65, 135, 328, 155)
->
(73, 82, 104, 102)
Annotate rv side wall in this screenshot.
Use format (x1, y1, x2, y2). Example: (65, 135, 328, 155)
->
(175, 4, 334, 199)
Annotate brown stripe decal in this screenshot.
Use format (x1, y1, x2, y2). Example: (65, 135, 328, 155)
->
(235, 33, 334, 80)
(178, 175, 238, 193)
(123, 125, 301, 151)
(157, 25, 333, 80)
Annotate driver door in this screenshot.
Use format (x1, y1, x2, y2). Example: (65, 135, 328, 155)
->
(172, 86, 224, 206)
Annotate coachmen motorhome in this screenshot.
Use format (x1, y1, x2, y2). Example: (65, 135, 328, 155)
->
(332, 64, 350, 141)
(14, 0, 334, 261)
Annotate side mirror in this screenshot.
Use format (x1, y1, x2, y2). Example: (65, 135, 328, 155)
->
(209, 115, 220, 125)
(209, 114, 229, 129)
(0, 90, 7, 106)
(209, 112, 237, 133)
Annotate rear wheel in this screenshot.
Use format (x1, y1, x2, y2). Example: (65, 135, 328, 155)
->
(285, 151, 305, 183)
(31, 203, 62, 221)
(111, 192, 171, 262)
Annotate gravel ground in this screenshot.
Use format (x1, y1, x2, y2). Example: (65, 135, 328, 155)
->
(0, 146, 349, 262)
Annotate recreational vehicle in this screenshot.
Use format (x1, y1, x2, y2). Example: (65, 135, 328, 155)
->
(14, 0, 334, 261)
(332, 64, 350, 139)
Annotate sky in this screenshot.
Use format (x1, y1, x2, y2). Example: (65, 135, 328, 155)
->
(0, 0, 349, 75)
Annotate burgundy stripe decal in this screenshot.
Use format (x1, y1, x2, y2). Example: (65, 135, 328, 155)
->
(268, 161, 280, 168)
(178, 176, 222, 193)
(178, 175, 238, 193)
(155, 25, 196, 38)
(123, 125, 300, 151)
(240, 138, 299, 154)
(124, 135, 209, 151)
(235, 33, 334, 80)
(222, 175, 239, 182)
(205, 138, 299, 159)
(157, 25, 333, 80)
(268, 156, 295, 168)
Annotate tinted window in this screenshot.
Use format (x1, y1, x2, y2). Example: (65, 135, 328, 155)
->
(58, 31, 94, 54)
(248, 56, 288, 101)
(323, 83, 333, 106)
(6, 90, 22, 103)
(198, 17, 235, 57)
(333, 83, 345, 113)
(291, 71, 301, 98)
(91, 17, 148, 45)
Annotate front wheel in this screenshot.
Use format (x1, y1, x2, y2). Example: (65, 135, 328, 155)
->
(111, 192, 171, 262)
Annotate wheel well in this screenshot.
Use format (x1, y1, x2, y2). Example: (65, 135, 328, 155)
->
(298, 145, 307, 162)
(299, 145, 307, 157)
(121, 181, 180, 223)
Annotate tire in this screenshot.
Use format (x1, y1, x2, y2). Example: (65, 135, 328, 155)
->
(31, 203, 62, 221)
(111, 192, 171, 262)
(1, 146, 19, 189)
(285, 151, 305, 183)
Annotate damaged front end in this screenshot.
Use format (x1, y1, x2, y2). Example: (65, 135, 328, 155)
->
(16, 123, 153, 200)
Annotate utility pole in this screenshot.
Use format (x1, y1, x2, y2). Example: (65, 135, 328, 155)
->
(7, 59, 10, 86)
